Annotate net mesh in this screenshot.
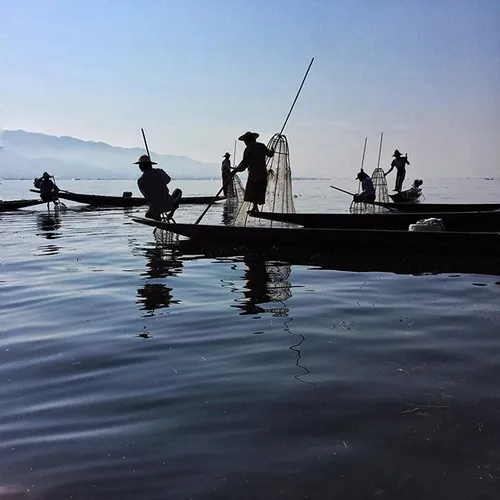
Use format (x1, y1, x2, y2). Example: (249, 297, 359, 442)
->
(233, 133, 296, 227)
(349, 167, 391, 214)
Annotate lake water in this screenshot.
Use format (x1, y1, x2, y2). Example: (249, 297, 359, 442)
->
(1, 178, 500, 499)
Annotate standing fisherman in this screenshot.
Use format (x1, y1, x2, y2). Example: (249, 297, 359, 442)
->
(235, 131, 274, 213)
(385, 149, 410, 192)
(221, 152, 232, 197)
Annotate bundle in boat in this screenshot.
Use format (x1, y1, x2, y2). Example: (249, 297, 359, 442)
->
(409, 218, 445, 232)
(234, 133, 296, 227)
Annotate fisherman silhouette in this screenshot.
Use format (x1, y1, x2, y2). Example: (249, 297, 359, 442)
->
(385, 149, 410, 192)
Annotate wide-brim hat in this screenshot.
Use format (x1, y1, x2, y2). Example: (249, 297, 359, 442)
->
(223, 152, 231, 157)
(134, 154, 157, 165)
(392, 149, 401, 157)
(238, 131, 259, 142)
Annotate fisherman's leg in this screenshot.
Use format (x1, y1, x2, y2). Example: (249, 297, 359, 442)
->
(395, 172, 402, 192)
(145, 207, 161, 220)
(166, 189, 182, 221)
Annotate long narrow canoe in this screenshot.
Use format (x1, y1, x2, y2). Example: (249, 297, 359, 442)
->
(0, 199, 45, 212)
(375, 201, 500, 213)
(131, 217, 500, 255)
(30, 189, 223, 207)
(250, 210, 500, 231)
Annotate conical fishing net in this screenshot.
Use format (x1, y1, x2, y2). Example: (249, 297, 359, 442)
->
(349, 167, 391, 214)
(233, 133, 296, 227)
(225, 171, 244, 200)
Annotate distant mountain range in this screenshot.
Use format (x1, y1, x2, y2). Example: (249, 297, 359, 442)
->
(0, 130, 220, 180)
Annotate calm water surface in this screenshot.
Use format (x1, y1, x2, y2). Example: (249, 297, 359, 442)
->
(1, 178, 500, 499)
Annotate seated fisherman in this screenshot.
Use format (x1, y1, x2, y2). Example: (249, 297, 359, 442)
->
(135, 155, 182, 220)
(409, 179, 423, 194)
(34, 172, 60, 203)
(353, 170, 376, 203)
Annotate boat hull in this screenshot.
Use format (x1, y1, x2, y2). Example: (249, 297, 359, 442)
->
(251, 210, 500, 231)
(131, 217, 500, 256)
(376, 202, 500, 213)
(0, 199, 45, 212)
(30, 189, 223, 207)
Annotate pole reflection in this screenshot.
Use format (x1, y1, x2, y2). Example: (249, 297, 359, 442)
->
(232, 256, 311, 383)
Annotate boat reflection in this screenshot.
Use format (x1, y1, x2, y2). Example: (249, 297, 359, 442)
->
(136, 243, 183, 314)
(170, 238, 500, 277)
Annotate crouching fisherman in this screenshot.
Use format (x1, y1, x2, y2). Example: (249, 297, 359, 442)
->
(353, 170, 376, 203)
(135, 155, 182, 221)
(34, 172, 60, 204)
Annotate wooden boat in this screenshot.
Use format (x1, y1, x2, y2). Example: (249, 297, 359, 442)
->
(251, 210, 500, 232)
(30, 189, 223, 207)
(0, 199, 45, 212)
(375, 202, 500, 213)
(131, 217, 500, 256)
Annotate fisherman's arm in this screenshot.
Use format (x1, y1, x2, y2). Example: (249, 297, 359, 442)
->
(159, 169, 171, 185)
(137, 178, 147, 199)
(384, 162, 395, 176)
(236, 149, 250, 172)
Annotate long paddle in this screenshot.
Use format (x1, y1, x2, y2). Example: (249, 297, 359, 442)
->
(376, 132, 384, 170)
(141, 128, 152, 160)
(330, 184, 355, 196)
(330, 184, 396, 211)
(194, 171, 237, 224)
(194, 57, 315, 225)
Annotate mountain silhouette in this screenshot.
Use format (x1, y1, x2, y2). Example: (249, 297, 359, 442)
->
(1, 130, 219, 180)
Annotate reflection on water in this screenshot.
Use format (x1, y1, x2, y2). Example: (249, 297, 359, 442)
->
(35, 211, 61, 255)
(36, 211, 61, 238)
(284, 317, 312, 384)
(233, 257, 292, 315)
(221, 198, 239, 226)
(136, 244, 183, 314)
(140, 244, 183, 279)
(137, 283, 179, 314)
(233, 257, 311, 382)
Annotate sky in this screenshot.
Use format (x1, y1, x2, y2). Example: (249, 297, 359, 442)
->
(1, 0, 499, 176)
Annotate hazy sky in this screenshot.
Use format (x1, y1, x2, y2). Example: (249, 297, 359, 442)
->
(2, 0, 499, 176)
